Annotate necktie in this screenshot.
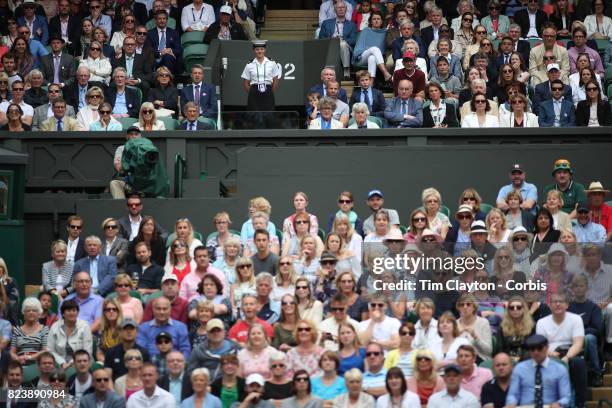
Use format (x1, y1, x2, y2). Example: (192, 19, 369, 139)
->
(534, 364, 543, 408)
(79, 87, 86, 109)
(190, 122, 195, 130)
(90, 257, 99, 288)
(504, 54, 509, 64)
(159, 30, 166, 51)
(401, 101, 407, 115)
(57, 119, 63, 131)
(363, 90, 371, 109)
(54, 55, 61, 84)
(194, 84, 201, 110)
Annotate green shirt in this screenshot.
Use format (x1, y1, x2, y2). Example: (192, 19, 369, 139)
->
(543, 180, 587, 213)
(221, 385, 239, 408)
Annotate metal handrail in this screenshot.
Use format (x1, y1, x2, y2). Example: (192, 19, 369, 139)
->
(174, 153, 187, 198)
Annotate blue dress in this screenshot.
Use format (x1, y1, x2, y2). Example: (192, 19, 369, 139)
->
(338, 348, 366, 375)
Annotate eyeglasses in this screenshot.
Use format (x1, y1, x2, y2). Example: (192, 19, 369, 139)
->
(173, 243, 186, 249)
(369, 303, 385, 308)
(475, 99, 486, 104)
(508, 304, 523, 311)
(280, 261, 292, 266)
(513, 236, 528, 242)
(295, 220, 309, 224)
(104, 307, 119, 312)
(331, 307, 346, 312)
(271, 364, 286, 369)
(400, 330, 416, 336)
(126, 355, 143, 360)
(69, 225, 82, 229)
(457, 214, 472, 220)
(296, 285, 309, 290)
(338, 199, 352, 204)
(281, 301, 296, 306)
(142, 110, 154, 114)
(297, 327, 311, 332)
(99, 110, 111, 114)
(95, 377, 110, 382)
(104, 224, 118, 229)
(586, 87, 598, 92)
(295, 377, 309, 383)
(366, 351, 382, 357)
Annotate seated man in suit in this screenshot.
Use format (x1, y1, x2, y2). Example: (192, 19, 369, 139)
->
(79, 367, 125, 408)
(32, 83, 76, 130)
(112, 36, 152, 100)
(459, 78, 499, 119)
(63, 66, 105, 113)
(318, 0, 357, 79)
(157, 350, 192, 403)
(180, 101, 215, 130)
(135, 25, 156, 69)
(508, 23, 531, 65)
(420, 6, 445, 46)
(529, 23, 570, 86)
(203, 4, 248, 44)
(40, 34, 75, 88)
(72, 236, 118, 297)
(349, 70, 385, 117)
(49, 0, 80, 55)
(18, 0, 49, 45)
(533, 64, 572, 114)
(87, 0, 112, 37)
(179, 64, 217, 120)
(40, 98, 83, 131)
(513, 0, 548, 38)
(307, 66, 348, 105)
(539, 79, 576, 127)
(146, 9, 182, 74)
(146, 0, 178, 30)
(384, 79, 423, 128)
(106, 67, 140, 118)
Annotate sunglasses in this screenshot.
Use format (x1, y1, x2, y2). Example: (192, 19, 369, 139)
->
(295, 377, 309, 383)
(458, 302, 473, 308)
(280, 261, 292, 266)
(440, 29, 449, 33)
(422, 237, 436, 243)
(475, 99, 486, 104)
(370, 303, 385, 308)
(338, 199, 352, 204)
(426, 199, 439, 203)
(476, 30, 486, 34)
(481, 43, 492, 46)
(173, 243, 186, 249)
(95, 377, 110, 382)
(127, 202, 141, 207)
(104, 307, 119, 312)
(513, 236, 528, 241)
(551, 87, 563, 91)
(126, 355, 143, 360)
(297, 327, 311, 332)
(99, 110, 111, 114)
(416, 356, 431, 362)
(91, 5, 101, 8)
(331, 307, 346, 312)
(104, 224, 118, 229)
(89, 94, 102, 98)
(156, 339, 171, 344)
(503, 69, 514, 74)
(413, 217, 426, 222)
(296, 285, 309, 290)
(159, 73, 170, 77)
(489, 6, 499, 9)
(12, 88, 25, 92)
(271, 364, 286, 369)
(463, 197, 476, 201)
(321, 260, 336, 265)
(508, 304, 523, 311)
(125, 19, 135, 22)
(295, 220, 309, 224)
(142, 110, 154, 114)
(69, 225, 82, 229)
(136, 32, 147, 35)
(400, 330, 416, 336)
(90, 47, 101, 51)
(457, 214, 472, 220)
(586, 87, 598, 91)
(366, 351, 382, 357)
(124, 43, 136, 46)
(281, 301, 296, 306)
(511, 100, 524, 105)
(463, 18, 473, 22)
(238, 264, 252, 269)
(543, 56, 555, 60)
(49, 378, 65, 383)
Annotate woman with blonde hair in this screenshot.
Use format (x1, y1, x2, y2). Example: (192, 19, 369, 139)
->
(546, 190, 572, 231)
(406, 348, 445, 406)
(212, 236, 241, 285)
(282, 191, 319, 242)
(486, 207, 512, 245)
(559, 229, 582, 272)
(95, 297, 123, 362)
(189, 300, 215, 346)
(165, 218, 204, 264)
(494, 295, 534, 361)
(114, 348, 144, 400)
(337, 322, 365, 375)
(113, 274, 143, 323)
(230, 257, 256, 313)
(324, 233, 361, 277)
(422, 187, 450, 240)
(532, 243, 574, 304)
(272, 293, 300, 352)
(238, 323, 276, 379)
(293, 236, 321, 284)
(148, 66, 179, 116)
(272, 257, 298, 301)
(78, 41, 112, 84)
(282, 212, 324, 259)
(286, 319, 325, 377)
(206, 211, 241, 262)
(404, 209, 429, 243)
(240, 196, 277, 247)
(332, 213, 363, 264)
(294, 277, 323, 325)
(457, 187, 485, 220)
(41, 240, 73, 300)
(76, 86, 104, 130)
(0, 257, 19, 324)
(164, 238, 195, 286)
(133, 102, 166, 131)
(101, 217, 128, 268)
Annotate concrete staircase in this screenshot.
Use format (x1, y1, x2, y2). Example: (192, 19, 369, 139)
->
(587, 363, 612, 407)
(260, 10, 318, 40)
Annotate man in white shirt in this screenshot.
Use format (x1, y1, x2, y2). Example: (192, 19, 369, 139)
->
(535, 292, 588, 408)
(358, 293, 401, 351)
(127, 363, 176, 408)
(181, 0, 215, 32)
(428, 364, 480, 408)
(320, 293, 361, 351)
(363, 189, 401, 234)
(68, 349, 92, 399)
(66, 215, 85, 263)
(0, 80, 34, 126)
(325, 80, 349, 127)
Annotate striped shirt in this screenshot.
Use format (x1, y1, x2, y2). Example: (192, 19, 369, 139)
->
(10, 325, 49, 355)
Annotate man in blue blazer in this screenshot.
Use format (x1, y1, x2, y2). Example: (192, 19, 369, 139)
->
(532, 65, 572, 114)
(146, 9, 182, 74)
(180, 102, 215, 130)
(538, 79, 576, 127)
(105, 68, 141, 118)
(79, 367, 126, 408)
(73, 236, 117, 297)
(18, 0, 49, 45)
(383, 79, 423, 128)
(348, 70, 386, 117)
(180, 64, 217, 119)
(318, 1, 357, 78)
(306, 66, 348, 112)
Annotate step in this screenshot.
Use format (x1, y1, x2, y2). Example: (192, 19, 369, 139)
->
(262, 21, 316, 30)
(260, 31, 315, 41)
(590, 387, 612, 401)
(266, 10, 318, 19)
(605, 374, 612, 387)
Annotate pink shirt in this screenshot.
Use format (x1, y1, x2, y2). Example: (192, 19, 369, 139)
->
(238, 346, 276, 379)
(178, 265, 228, 300)
(119, 297, 144, 323)
(461, 365, 493, 401)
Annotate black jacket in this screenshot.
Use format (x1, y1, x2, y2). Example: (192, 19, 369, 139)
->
(204, 22, 247, 44)
(576, 100, 612, 127)
(210, 376, 246, 401)
(420, 26, 454, 49)
(147, 85, 179, 112)
(104, 86, 140, 118)
(111, 53, 153, 85)
(180, 120, 214, 130)
(48, 15, 81, 52)
(125, 262, 165, 290)
(348, 86, 386, 117)
(513, 9, 548, 38)
(423, 103, 459, 127)
(157, 373, 193, 401)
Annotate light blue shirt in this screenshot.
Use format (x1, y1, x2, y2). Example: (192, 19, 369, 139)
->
(60, 292, 104, 325)
(180, 394, 222, 408)
(553, 98, 563, 127)
(126, 55, 134, 78)
(506, 357, 570, 407)
(0, 319, 12, 342)
(79, 86, 88, 109)
(113, 92, 128, 115)
(169, 375, 182, 405)
(362, 368, 387, 389)
(90, 119, 123, 131)
(496, 182, 538, 214)
(29, 39, 49, 68)
(89, 256, 99, 289)
(311, 376, 347, 400)
(574, 221, 607, 245)
(359, 87, 372, 107)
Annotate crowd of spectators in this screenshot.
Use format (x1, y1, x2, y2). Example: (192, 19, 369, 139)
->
(1, 153, 612, 407)
(0, 0, 611, 130)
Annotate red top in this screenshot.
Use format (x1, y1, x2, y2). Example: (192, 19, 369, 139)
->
(392, 68, 426, 97)
(228, 318, 274, 344)
(591, 203, 612, 233)
(172, 263, 191, 286)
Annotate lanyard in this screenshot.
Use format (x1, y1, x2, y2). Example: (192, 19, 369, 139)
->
(192, 5, 205, 23)
(255, 61, 266, 83)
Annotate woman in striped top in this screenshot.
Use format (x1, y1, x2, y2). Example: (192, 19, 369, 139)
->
(42, 240, 74, 299)
(10, 297, 49, 365)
